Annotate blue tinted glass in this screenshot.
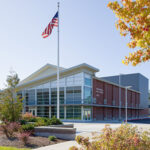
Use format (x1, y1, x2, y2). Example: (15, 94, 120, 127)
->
(84, 87, 92, 104)
(84, 78, 92, 86)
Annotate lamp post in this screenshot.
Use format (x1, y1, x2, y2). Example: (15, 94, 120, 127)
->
(125, 86, 132, 123)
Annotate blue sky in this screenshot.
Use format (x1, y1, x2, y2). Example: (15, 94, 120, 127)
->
(0, 0, 149, 89)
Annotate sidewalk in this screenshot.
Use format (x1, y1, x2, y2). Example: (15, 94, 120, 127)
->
(34, 140, 79, 150)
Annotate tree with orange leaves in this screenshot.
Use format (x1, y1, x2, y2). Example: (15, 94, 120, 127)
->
(107, 0, 150, 66)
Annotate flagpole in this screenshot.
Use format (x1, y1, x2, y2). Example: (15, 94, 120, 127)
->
(57, 2, 60, 119)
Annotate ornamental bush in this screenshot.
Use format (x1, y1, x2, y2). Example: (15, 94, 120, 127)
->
(22, 112, 36, 122)
(1, 122, 21, 139)
(18, 132, 31, 145)
(21, 124, 35, 132)
(48, 136, 56, 141)
(70, 124, 150, 150)
(49, 116, 62, 125)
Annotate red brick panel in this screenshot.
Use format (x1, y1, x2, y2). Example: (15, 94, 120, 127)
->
(107, 84, 113, 105)
(121, 88, 125, 107)
(135, 93, 140, 108)
(127, 90, 132, 107)
(121, 109, 125, 119)
(113, 86, 119, 106)
(107, 108, 113, 120)
(128, 109, 132, 118)
(132, 109, 136, 118)
(132, 92, 136, 108)
(93, 107, 104, 120)
(93, 79, 104, 105)
(112, 108, 119, 120)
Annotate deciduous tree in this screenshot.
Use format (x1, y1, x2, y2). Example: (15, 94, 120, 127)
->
(108, 0, 150, 66)
(0, 71, 23, 122)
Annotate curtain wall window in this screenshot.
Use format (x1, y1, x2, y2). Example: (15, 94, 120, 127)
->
(66, 86, 82, 104)
(25, 90, 35, 106)
(37, 88, 49, 105)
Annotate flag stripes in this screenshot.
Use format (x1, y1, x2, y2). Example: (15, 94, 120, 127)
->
(42, 12, 58, 38)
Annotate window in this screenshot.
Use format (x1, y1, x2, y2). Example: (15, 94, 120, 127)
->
(37, 88, 49, 105)
(66, 106, 81, 120)
(37, 106, 49, 118)
(51, 106, 64, 119)
(84, 87, 92, 104)
(66, 86, 82, 104)
(84, 78, 92, 86)
(51, 106, 57, 118)
(51, 88, 64, 104)
(25, 90, 35, 105)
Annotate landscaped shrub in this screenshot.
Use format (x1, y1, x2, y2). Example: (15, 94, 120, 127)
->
(18, 132, 31, 145)
(1, 122, 21, 139)
(21, 124, 35, 132)
(48, 136, 56, 141)
(34, 117, 62, 126)
(34, 117, 47, 126)
(49, 116, 62, 125)
(19, 119, 27, 125)
(22, 112, 35, 122)
(70, 124, 150, 150)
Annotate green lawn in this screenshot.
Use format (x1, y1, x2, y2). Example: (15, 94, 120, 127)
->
(0, 147, 30, 150)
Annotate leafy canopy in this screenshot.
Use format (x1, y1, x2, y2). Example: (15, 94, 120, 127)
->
(108, 0, 150, 66)
(0, 71, 23, 122)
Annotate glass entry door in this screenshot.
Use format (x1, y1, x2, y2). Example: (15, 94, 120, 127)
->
(29, 108, 36, 116)
(83, 109, 91, 121)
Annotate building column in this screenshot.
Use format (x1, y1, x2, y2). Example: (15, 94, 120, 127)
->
(81, 106, 84, 120)
(49, 107, 51, 118)
(35, 107, 37, 117)
(64, 106, 66, 120)
(81, 73, 84, 104)
(35, 89, 37, 105)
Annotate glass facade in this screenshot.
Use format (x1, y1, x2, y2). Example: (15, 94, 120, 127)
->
(21, 72, 93, 120)
(66, 86, 82, 104)
(84, 87, 92, 104)
(51, 88, 64, 104)
(25, 90, 36, 105)
(37, 88, 49, 105)
(51, 106, 64, 119)
(37, 106, 49, 117)
(66, 106, 81, 120)
(84, 77, 92, 86)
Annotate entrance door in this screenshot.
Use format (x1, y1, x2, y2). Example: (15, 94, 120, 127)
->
(29, 108, 35, 116)
(83, 109, 91, 121)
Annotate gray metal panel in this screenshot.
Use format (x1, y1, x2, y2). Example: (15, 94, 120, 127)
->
(101, 73, 149, 109)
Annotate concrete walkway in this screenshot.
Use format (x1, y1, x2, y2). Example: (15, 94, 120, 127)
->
(34, 141, 79, 150)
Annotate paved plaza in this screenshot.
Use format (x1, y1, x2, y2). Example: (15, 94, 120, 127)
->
(34, 122, 150, 150)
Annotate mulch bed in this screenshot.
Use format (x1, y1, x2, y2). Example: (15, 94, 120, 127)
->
(0, 130, 67, 149)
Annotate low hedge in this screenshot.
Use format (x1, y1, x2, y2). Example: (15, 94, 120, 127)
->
(21, 124, 35, 132)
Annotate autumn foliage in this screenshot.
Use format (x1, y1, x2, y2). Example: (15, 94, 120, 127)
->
(69, 124, 150, 150)
(107, 0, 150, 66)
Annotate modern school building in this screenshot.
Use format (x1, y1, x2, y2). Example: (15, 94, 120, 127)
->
(17, 63, 149, 121)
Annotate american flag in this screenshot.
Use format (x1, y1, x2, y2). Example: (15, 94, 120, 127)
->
(42, 12, 58, 38)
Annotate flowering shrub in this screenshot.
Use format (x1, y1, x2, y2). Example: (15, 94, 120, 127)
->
(18, 132, 31, 145)
(1, 122, 21, 139)
(70, 124, 150, 150)
(22, 112, 36, 122)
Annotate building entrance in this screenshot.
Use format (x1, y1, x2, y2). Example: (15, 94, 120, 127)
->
(83, 109, 91, 121)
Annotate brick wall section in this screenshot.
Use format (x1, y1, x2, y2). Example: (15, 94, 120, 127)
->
(93, 78, 142, 120)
